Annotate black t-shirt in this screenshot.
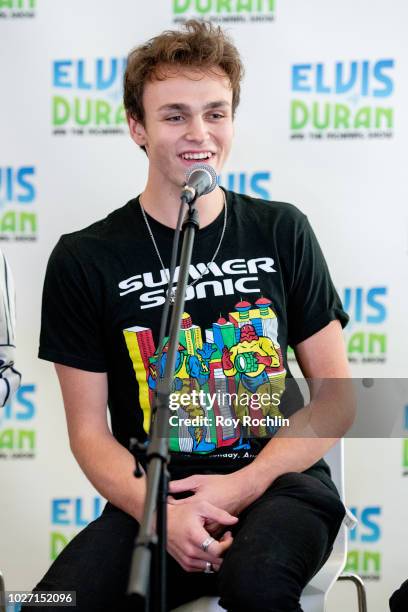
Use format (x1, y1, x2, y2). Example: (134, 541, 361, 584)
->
(39, 190, 348, 483)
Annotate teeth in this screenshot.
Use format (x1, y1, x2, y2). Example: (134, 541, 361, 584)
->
(181, 152, 213, 160)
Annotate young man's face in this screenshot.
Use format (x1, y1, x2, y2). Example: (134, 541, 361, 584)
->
(128, 66, 234, 191)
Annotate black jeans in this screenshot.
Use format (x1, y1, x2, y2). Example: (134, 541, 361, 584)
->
(390, 579, 408, 611)
(24, 471, 345, 612)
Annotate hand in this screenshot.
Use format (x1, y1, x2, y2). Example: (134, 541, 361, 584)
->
(253, 352, 271, 366)
(197, 343, 216, 360)
(169, 472, 258, 536)
(221, 347, 233, 370)
(167, 500, 237, 572)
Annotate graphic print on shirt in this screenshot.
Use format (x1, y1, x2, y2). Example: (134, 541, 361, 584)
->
(118, 256, 277, 310)
(123, 297, 286, 454)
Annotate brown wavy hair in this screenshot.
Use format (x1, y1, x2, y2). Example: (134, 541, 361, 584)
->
(124, 19, 244, 124)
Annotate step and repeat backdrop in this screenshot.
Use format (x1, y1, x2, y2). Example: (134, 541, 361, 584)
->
(1, 1, 407, 611)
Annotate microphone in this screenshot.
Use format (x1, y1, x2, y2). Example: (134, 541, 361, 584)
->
(181, 163, 217, 203)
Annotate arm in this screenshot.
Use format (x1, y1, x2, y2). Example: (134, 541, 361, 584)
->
(236, 319, 355, 501)
(55, 363, 148, 522)
(56, 363, 237, 571)
(170, 320, 355, 519)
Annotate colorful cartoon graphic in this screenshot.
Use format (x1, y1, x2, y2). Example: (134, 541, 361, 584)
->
(123, 298, 286, 454)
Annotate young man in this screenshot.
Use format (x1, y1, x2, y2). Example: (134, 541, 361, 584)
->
(32, 20, 352, 612)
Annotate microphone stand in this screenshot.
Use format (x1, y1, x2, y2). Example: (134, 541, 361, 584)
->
(127, 194, 201, 612)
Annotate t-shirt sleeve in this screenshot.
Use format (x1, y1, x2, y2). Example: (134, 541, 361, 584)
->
(39, 238, 107, 372)
(287, 216, 349, 347)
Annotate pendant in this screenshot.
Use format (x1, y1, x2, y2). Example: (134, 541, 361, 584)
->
(169, 287, 176, 305)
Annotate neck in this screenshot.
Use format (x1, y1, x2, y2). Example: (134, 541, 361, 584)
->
(139, 176, 224, 229)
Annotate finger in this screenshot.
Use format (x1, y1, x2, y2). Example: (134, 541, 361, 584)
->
(193, 551, 225, 567)
(171, 531, 221, 561)
(180, 542, 225, 567)
(192, 537, 233, 560)
(204, 521, 218, 535)
(200, 502, 238, 526)
(175, 548, 222, 573)
(169, 476, 196, 493)
(199, 536, 217, 555)
(204, 521, 228, 538)
(167, 497, 187, 505)
(206, 523, 233, 538)
(218, 536, 234, 555)
(202, 532, 234, 558)
(186, 558, 222, 573)
(193, 529, 231, 559)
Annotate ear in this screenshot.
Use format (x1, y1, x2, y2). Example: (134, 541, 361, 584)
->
(127, 113, 147, 147)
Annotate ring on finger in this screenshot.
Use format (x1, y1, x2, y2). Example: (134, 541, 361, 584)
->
(204, 561, 215, 574)
(201, 536, 215, 553)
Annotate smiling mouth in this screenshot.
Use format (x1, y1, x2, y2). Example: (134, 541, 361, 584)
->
(179, 152, 215, 161)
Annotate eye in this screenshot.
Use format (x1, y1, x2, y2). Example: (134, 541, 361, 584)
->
(166, 115, 184, 122)
(208, 112, 225, 120)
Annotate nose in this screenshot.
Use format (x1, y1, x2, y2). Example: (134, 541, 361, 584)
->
(185, 116, 208, 143)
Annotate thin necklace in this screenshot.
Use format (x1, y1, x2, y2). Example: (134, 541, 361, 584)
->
(139, 190, 227, 305)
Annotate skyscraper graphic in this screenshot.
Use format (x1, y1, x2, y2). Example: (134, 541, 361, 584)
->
(123, 325, 155, 433)
(179, 312, 203, 355)
(211, 316, 236, 357)
(255, 297, 278, 344)
(123, 294, 286, 456)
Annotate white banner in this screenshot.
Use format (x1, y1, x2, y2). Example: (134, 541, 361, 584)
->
(1, 2, 407, 611)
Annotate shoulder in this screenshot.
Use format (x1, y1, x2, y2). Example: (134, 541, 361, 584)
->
(53, 198, 138, 262)
(227, 190, 308, 233)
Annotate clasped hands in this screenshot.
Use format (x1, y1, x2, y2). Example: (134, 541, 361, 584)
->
(166, 472, 256, 573)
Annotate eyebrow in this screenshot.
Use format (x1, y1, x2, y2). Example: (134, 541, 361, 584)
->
(157, 100, 230, 113)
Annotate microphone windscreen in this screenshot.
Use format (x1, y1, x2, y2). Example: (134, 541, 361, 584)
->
(184, 163, 217, 196)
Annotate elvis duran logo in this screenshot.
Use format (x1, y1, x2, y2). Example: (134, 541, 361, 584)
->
(346, 505, 382, 581)
(50, 496, 103, 561)
(0, 0, 36, 19)
(218, 170, 272, 199)
(290, 59, 395, 140)
(287, 286, 387, 363)
(172, 0, 275, 24)
(0, 166, 37, 241)
(0, 385, 37, 459)
(52, 58, 127, 136)
(343, 287, 388, 364)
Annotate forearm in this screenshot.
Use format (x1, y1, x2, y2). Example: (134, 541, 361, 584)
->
(233, 379, 355, 505)
(235, 436, 339, 503)
(71, 430, 146, 522)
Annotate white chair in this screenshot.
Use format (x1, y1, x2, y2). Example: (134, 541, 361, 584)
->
(300, 440, 366, 612)
(172, 440, 367, 612)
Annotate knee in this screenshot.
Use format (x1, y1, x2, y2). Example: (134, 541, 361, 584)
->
(218, 556, 302, 612)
